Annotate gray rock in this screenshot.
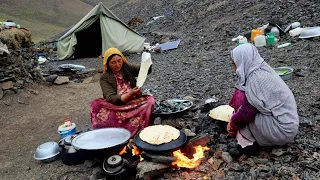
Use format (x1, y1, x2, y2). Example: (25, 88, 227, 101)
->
(45, 74, 58, 82)
(1, 81, 14, 90)
(222, 152, 233, 163)
(0, 88, 3, 100)
(272, 148, 284, 157)
(136, 161, 170, 180)
(277, 166, 296, 176)
(227, 162, 243, 171)
(153, 117, 161, 125)
(84, 160, 98, 168)
(54, 76, 70, 85)
(253, 157, 269, 164)
(29, 89, 39, 95)
(91, 167, 104, 179)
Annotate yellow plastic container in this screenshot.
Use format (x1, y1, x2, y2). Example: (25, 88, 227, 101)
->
(251, 29, 263, 42)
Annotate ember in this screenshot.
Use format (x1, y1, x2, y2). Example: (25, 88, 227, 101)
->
(172, 145, 210, 169)
(119, 146, 127, 155)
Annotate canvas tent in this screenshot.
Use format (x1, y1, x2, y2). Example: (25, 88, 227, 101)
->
(57, 2, 145, 60)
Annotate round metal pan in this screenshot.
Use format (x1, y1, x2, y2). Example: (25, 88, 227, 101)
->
(72, 128, 131, 150)
(133, 130, 187, 152)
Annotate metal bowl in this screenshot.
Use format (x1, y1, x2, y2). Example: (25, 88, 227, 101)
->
(299, 27, 320, 39)
(273, 67, 293, 81)
(34, 142, 60, 163)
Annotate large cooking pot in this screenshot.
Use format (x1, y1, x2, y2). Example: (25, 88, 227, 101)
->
(133, 130, 187, 152)
(71, 128, 131, 160)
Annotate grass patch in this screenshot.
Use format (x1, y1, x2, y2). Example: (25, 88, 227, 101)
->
(0, 28, 32, 49)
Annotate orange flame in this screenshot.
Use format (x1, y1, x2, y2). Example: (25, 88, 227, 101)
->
(132, 145, 144, 161)
(119, 146, 127, 155)
(172, 145, 210, 169)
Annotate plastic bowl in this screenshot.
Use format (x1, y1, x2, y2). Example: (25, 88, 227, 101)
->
(34, 142, 60, 163)
(273, 67, 293, 81)
(299, 27, 320, 39)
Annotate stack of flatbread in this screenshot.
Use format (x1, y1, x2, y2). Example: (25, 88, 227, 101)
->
(139, 125, 180, 145)
(209, 105, 234, 122)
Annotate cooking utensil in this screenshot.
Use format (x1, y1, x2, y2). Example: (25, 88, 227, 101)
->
(72, 128, 131, 150)
(133, 130, 187, 152)
(273, 67, 293, 81)
(299, 27, 320, 39)
(153, 99, 193, 115)
(34, 142, 60, 163)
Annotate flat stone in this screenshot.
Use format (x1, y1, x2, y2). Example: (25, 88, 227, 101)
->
(222, 152, 233, 163)
(45, 75, 58, 82)
(153, 117, 161, 125)
(136, 161, 170, 180)
(243, 158, 256, 167)
(253, 157, 269, 164)
(91, 166, 104, 179)
(1, 81, 14, 90)
(83, 77, 93, 84)
(54, 76, 70, 85)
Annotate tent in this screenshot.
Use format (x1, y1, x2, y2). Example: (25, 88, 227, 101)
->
(57, 2, 145, 60)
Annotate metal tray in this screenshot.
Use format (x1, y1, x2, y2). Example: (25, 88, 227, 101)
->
(153, 99, 193, 115)
(72, 128, 131, 150)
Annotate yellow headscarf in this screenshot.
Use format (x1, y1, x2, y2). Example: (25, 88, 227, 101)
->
(103, 48, 128, 72)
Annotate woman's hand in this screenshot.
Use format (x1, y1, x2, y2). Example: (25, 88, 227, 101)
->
(227, 122, 237, 137)
(121, 87, 141, 103)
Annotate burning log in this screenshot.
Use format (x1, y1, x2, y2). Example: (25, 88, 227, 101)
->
(141, 152, 177, 164)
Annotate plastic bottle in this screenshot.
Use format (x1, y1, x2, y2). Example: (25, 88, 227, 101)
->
(254, 35, 266, 47)
(289, 27, 303, 37)
(266, 33, 275, 45)
(251, 29, 263, 42)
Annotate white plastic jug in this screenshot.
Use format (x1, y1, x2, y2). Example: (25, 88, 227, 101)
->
(254, 35, 266, 47)
(289, 27, 303, 37)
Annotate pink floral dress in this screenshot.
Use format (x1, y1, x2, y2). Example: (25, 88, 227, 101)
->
(90, 73, 155, 137)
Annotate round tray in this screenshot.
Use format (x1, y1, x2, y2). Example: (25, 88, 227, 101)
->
(153, 99, 193, 115)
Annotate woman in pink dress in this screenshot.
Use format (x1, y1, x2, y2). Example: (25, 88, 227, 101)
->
(90, 48, 155, 137)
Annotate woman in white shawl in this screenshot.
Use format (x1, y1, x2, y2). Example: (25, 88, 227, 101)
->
(227, 43, 299, 155)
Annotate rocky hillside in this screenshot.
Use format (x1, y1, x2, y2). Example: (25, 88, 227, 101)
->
(0, 0, 119, 41)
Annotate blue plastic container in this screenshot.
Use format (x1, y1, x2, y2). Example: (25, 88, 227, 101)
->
(58, 123, 76, 139)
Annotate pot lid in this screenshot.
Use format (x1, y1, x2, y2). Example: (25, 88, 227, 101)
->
(71, 128, 131, 150)
(107, 155, 123, 167)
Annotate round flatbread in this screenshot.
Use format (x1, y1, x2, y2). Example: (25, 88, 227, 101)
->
(209, 105, 234, 122)
(139, 125, 180, 145)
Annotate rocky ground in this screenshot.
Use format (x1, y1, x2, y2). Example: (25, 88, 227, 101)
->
(0, 0, 319, 179)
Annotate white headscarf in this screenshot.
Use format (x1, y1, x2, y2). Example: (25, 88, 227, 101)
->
(231, 43, 264, 91)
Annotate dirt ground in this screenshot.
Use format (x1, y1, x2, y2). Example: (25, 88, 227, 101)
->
(0, 74, 102, 180)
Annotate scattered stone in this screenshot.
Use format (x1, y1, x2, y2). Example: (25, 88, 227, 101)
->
(83, 77, 93, 84)
(227, 162, 243, 171)
(0, 88, 3, 100)
(91, 166, 104, 179)
(272, 148, 284, 157)
(45, 75, 58, 82)
(183, 95, 196, 103)
(277, 166, 296, 176)
(54, 76, 70, 85)
(253, 157, 269, 164)
(222, 152, 233, 163)
(15, 80, 24, 88)
(153, 117, 161, 125)
(18, 98, 25, 104)
(136, 161, 170, 180)
(84, 160, 98, 168)
(243, 158, 256, 167)
(183, 128, 196, 136)
(1, 81, 14, 90)
(29, 89, 39, 95)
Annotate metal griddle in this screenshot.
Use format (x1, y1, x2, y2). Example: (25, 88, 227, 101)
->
(133, 130, 187, 152)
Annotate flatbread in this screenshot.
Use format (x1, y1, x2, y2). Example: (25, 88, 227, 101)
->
(209, 105, 234, 122)
(139, 125, 180, 145)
